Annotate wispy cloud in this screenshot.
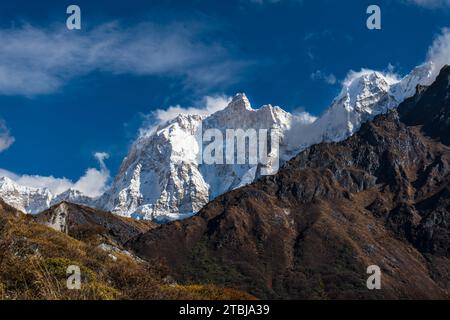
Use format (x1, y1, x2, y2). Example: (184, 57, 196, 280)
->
(139, 95, 231, 136)
(0, 152, 110, 197)
(406, 0, 450, 8)
(310, 70, 337, 85)
(0, 22, 244, 96)
(427, 28, 450, 79)
(329, 28, 450, 90)
(0, 169, 73, 195)
(153, 95, 231, 123)
(0, 120, 14, 152)
(71, 152, 110, 197)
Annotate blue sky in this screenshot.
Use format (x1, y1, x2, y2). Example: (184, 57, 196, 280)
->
(0, 0, 450, 195)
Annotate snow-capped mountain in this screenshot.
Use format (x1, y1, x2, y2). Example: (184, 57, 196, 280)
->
(97, 94, 293, 222)
(0, 176, 52, 214)
(284, 63, 435, 152)
(0, 177, 94, 214)
(99, 63, 435, 222)
(51, 189, 96, 208)
(96, 113, 207, 222)
(0, 62, 436, 220)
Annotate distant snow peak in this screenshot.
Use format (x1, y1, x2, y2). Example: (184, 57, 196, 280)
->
(0, 176, 52, 214)
(309, 62, 434, 144)
(227, 93, 252, 111)
(0, 176, 94, 214)
(52, 188, 95, 208)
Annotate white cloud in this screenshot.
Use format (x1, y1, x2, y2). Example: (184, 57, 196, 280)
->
(71, 152, 110, 198)
(342, 69, 400, 87)
(0, 120, 14, 152)
(0, 169, 73, 195)
(94, 152, 110, 169)
(335, 28, 450, 89)
(407, 0, 450, 8)
(0, 22, 243, 96)
(291, 108, 318, 124)
(0, 152, 110, 197)
(153, 95, 231, 124)
(139, 95, 231, 137)
(310, 70, 337, 85)
(426, 28, 450, 80)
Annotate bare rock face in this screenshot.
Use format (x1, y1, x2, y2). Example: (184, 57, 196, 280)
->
(127, 66, 450, 299)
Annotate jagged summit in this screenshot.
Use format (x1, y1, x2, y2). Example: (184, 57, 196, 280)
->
(0, 176, 52, 214)
(341, 72, 393, 110)
(391, 62, 435, 101)
(295, 62, 435, 146)
(0, 176, 94, 214)
(97, 92, 291, 222)
(227, 93, 252, 111)
(52, 188, 95, 208)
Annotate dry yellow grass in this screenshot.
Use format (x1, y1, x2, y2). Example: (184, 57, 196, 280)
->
(0, 201, 255, 300)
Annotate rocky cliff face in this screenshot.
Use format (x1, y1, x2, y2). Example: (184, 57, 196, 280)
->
(127, 66, 450, 299)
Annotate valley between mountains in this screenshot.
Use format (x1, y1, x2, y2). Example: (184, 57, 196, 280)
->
(1, 65, 450, 299)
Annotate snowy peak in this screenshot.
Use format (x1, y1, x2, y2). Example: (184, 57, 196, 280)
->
(391, 62, 434, 101)
(207, 93, 292, 131)
(51, 188, 95, 208)
(308, 63, 435, 145)
(0, 177, 95, 214)
(0, 176, 52, 214)
(99, 93, 292, 221)
(163, 114, 202, 135)
(337, 62, 434, 112)
(226, 93, 252, 112)
(339, 71, 393, 110)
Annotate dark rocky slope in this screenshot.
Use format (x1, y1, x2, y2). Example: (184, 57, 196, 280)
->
(127, 67, 450, 299)
(34, 202, 156, 246)
(0, 200, 255, 300)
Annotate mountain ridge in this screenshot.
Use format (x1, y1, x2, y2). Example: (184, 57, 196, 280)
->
(0, 62, 438, 221)
(97, 62, 437, 221)
(125, 65, 450, 299)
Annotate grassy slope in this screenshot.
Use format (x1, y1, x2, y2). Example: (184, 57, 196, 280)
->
(0, 200, 254, 300)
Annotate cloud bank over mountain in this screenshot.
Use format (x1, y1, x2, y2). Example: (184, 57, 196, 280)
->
(151, 95, 231, 126)
(0, 152, 110, 197)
